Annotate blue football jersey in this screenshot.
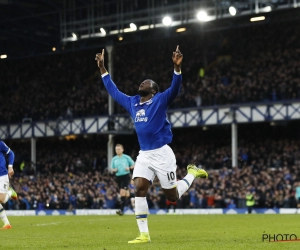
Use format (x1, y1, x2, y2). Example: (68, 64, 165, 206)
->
(0, 141, 15, 176)
(102, 72, 182, 150)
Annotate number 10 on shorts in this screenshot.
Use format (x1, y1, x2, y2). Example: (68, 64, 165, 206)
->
(167, 172, 175, 181)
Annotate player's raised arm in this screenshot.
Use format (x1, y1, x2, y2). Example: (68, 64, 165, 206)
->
(160, 45, 183, 106)
(95, 49, 107, 75)
(172, 45, 183, 73)
(95, 49, 132, 112)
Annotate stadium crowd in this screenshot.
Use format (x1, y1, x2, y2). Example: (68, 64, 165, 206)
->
(4, 124, 300, 211)
(1, 11, 300, 212)
(0, 18, 300, 124)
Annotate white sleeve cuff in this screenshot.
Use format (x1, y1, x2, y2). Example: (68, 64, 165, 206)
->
(174, 70, 181, 75)
(101, 72, 109, 77)
(8, 165, 13, 168)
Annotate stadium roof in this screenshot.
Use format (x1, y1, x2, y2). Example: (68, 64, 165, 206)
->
(0, 0, 63, 57)
(0, 0, 299, 58)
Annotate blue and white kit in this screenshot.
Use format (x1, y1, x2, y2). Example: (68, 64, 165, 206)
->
(0, 141, 14, 177)
(101, 71, 182, 188)
(0, 141, 15, 193)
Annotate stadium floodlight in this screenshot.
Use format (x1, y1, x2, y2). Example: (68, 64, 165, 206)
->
(176, 27, 186, 33)
(262, 6, 272, 12)
(162, 16, 172, 26)
(0, 54, 7, 59)
(250, 16, 265, 22)
(109, 30, 119, 35)
(196, 10, 208, 22)
(229, 6, 237, 16)
(139, 25, 150, 30)
(100, 28, 106, 36)
(129, 23, 137, 31)
(124, 23, 138, 33)
(71, 32, 78, 41)
(52, 47, 56, 52)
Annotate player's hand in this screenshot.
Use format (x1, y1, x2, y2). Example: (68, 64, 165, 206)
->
(95, 49, 105, 68)
(8, 167, 14, 178)
(172, 45, 183, 66)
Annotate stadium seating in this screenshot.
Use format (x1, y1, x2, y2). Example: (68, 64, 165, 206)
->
(5, 122, 300, 210)
(0, 19, 299, 123)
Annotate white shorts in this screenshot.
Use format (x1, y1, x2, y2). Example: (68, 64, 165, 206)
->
(132, 145, 177, 189)
(0, 175, 9, 193)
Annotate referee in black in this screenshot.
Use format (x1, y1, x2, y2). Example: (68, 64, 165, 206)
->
(111, 144, 135, 215)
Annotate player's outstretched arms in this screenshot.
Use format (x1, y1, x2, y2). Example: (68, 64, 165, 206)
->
(95, 49, 108, 75)
(172, 45, 183, 73)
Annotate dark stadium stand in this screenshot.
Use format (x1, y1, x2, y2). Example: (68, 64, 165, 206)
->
(1, 15, 299, 123)
(1, 1, 300, 211)
(4, 121, 300, 210)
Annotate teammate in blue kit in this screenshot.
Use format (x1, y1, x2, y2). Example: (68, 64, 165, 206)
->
(0, 141, 18, 230)
(95, 46, 208, 243)
(111, 143, 134, 215)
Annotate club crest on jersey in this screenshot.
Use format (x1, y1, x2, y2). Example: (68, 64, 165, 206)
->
(135, 109, 148, 122)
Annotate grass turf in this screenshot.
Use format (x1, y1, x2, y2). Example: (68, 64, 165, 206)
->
(1, 214, 300, 250)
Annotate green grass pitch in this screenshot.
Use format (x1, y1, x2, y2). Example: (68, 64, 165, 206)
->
(1, 214, 300, 250)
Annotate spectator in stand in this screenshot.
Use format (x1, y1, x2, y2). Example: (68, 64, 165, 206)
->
(3, 123, 300, 211)
(0, 19, 300, 124)
(196, 193, 208, 208)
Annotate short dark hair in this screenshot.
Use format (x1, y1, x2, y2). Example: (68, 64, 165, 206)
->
(150, 80, 160, 94)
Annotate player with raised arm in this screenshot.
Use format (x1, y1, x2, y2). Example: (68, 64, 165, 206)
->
(0, 141, 18, 230)
(95, 46, 208, 243)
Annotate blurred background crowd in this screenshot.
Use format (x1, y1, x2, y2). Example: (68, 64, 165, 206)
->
(4, 122, 300, 211)
(0, 18, 299, 124)
(1, 13, 300, 211)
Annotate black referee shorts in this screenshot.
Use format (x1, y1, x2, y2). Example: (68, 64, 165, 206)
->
(116, 174, 130, 190)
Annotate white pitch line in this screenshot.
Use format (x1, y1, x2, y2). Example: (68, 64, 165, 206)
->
(36, 222, 62, 226)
